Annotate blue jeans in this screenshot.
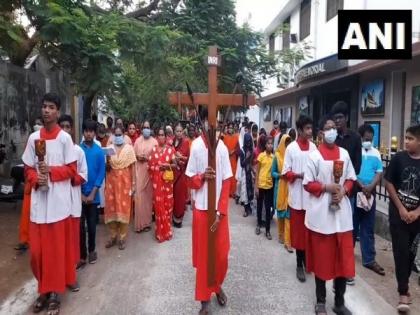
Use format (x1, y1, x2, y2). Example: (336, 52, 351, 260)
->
(353, 198, 376, 266)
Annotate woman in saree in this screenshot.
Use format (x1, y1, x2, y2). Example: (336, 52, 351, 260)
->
(104, 127, 137, 250)
(272, 134, 293, 253)
(148, 127, 177, 242)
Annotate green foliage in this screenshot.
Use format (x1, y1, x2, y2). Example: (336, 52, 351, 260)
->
(1, 0, 278, 122)
(274, 23, 312, 84)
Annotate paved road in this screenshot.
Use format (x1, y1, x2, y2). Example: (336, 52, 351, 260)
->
(0, 201, 400, 314)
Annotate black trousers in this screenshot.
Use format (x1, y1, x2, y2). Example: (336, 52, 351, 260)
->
(390, 221, 420, 295)
(296, 250, 306, 268)
(315, 276, 346, 306)
(80, 203, 98, 260)
(257, 188, 273, 232)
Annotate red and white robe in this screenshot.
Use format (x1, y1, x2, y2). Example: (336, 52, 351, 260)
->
(185, 135, 232, 301)
(70, 144, 88, 265)
(303, 143, 357, 281)
(281, 137, 317, 250)
(22, 125, 77, 294)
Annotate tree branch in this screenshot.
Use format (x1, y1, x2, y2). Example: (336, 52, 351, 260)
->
(125, 0, 160, 18)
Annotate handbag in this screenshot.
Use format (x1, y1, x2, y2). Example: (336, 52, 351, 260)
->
(162, 166, 174, 182)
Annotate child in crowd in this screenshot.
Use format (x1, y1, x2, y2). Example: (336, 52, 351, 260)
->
(255, 137, 274, 240)
(385, 124, 420, 313)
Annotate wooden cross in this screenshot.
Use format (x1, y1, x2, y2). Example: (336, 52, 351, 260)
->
(168, 46, 256, 286)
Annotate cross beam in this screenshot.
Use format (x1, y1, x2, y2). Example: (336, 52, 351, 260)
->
(168, 46, 256, 286)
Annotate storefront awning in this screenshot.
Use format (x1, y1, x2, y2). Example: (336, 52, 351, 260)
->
(261, 41, 420, 103)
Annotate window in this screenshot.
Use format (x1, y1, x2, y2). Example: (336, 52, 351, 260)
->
(282, 16, 291, 50)
(326, 0, 343, 21)
(300, 0, 311, 40)
(268, 33, 275, 54)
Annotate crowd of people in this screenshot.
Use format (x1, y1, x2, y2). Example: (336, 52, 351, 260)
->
(12, 92, 420, 315)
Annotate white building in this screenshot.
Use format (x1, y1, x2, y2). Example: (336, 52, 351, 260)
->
(260, 0, 420, 151)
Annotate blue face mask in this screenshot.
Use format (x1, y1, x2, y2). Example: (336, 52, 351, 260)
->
(142, 128, 151, 138)
(114, 135, 124, 146)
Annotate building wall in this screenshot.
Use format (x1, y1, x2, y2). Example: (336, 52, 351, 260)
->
(404, 63, 420, 130)
(0, 61, 70, 177)
(263, 0, 420, 98)
(357, 70, 393, 150)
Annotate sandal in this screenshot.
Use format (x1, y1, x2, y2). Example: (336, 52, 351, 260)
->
(118, 240, 126, 250)
(285, 245, 294, 253)
(32, 294, 48, 313)
(397, 295, 410, 313)
(199, 301, 210, 315)
(216, 289, 227, 306)
(105, 238, 117, 249)
(46, 293, 60, 315)
(142, 226, 151, 232)
(315, 303, 328, 315)
(14, 243, 28, 251)
(364, 261, 385, 276)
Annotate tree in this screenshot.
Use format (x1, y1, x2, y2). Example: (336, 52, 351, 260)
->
(273, 23, 312, 87)
(0, 0, 278, 122)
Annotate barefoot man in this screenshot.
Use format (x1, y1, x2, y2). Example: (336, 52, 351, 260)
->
(186, 108, 233, 315)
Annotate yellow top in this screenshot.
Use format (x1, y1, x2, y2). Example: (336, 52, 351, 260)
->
(257, 152, 274, 189)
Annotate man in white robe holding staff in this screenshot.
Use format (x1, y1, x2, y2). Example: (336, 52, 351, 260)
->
(303, 116, 357, 315)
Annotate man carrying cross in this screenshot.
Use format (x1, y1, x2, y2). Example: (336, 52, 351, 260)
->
(170, 46, 255, 315)
(186, 107, 232, 315)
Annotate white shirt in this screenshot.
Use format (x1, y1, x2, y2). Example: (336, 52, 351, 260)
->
(302, 147, 357, 234)
(281, 141, 317, 210)
(185, 136, 232, 211)
(70, 144, 88, 218)
(22, 130, 77, 224)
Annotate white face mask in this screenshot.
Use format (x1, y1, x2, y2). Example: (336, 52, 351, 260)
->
(33, 125, 42, 131)
(324, 128, 338, 144)
(362, 141, 372, 150)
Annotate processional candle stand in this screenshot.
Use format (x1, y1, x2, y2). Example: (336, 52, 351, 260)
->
(35, 139, 49, 192)
(329, 160, 344, 211)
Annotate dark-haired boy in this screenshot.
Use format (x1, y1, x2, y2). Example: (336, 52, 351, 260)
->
(354, 124, 384, 276)
(331, 101, 361, 285)
(385, 124, 420, 313)
(282, 114, 317, 282)
(78, 119, 105, 268)
(22, 93, 77, 313)
(58, 114, 88, 291)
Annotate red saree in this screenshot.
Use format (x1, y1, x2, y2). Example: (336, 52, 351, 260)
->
(173, 137, 190, 223)
(149, 145, 176, 242)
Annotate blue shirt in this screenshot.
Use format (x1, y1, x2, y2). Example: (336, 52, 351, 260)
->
(80, 141, 105, 204)
(357, 147, 383, 185)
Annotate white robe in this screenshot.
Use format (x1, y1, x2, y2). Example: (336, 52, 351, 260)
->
(185, 136, 232, 210)
(70, 144, 88, 218)
(281, 141, 317, 210)
(22, 130, 76, 224)
(302, 147, 357, 234)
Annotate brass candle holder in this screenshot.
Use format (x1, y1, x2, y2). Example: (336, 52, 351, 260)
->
(330, 160, 344, 211)
(35, 139, 49, 192)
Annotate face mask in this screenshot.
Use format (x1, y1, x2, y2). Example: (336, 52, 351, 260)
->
(362, 141, 372, 150)
(33, 125, 42, 132)
(114, 135, 124, 146)
(142, 128, 151, 138)
(324, 128, 338, 144)
(204, 121, 209, 132)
